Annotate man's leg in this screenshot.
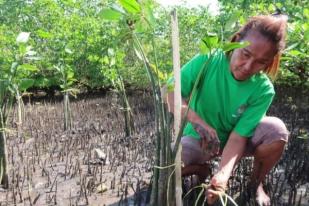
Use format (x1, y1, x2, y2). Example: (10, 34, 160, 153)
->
(251, 140, 286, 206)
(248, 117, 289, 206)
(181, 137, 212, 182)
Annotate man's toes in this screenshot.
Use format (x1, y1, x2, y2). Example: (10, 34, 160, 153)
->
(256, 192, 270, 206)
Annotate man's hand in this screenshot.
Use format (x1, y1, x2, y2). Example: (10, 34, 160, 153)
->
(206, 185, 225, 205)
(206, 132, 247, 204)
(206, 171, 228, 204)
(192, 123, 220, 157)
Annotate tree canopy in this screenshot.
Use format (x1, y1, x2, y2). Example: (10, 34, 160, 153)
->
(0, 0, 308, 93)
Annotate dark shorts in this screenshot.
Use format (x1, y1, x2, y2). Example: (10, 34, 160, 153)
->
(181, 116, 289, 166)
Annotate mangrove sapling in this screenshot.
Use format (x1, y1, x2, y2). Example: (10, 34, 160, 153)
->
(0, 75, 14, 189)
(55, 63, 77, 131)
(121, 15, 176, 202)
(97, 1, 173, 199)
(102, 49, 135, 137)
(0, 32, 39, 188)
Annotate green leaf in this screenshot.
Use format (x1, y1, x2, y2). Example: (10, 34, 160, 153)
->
(304, 8, 309, 18)
(16, 32, 30, 43)
(37, 30, 52, 39)
(135, 19, 147, 33)
(297, 134, 309, 140)
(25, 50, 37, 56)
(110, 57, 116, 66)
(285, 43, 299, 51)
(18, 64, 38, 72)
(119, 0, 141, 14)
(18, 79, 34, 91)
(268, 4, 276, 12)
(100, 8, 122, 21)
(34, 77, 58, 88)
(199, 42, 210, 54)
(54, 65, 62, 72)
(110, 3, 126, 15)
(66, 69, 75, 80)
(10, 62, 19, 73)
(24, 56, 42, 61)
(102, 56, 109, 65)
(199, 33, 219, 54)
(67, 78, 76, 86)
(144, 4, 156, 26)
(108, 48, 115, 56)
(304, 24, 309, 41)
(0, 80, 9, 100)
(222, 41, 250, 52)
(288, 50, 302, 56)
(149, 63, 165, 81)
(280, 56, 292, 61)
(65, 47, 73, 54)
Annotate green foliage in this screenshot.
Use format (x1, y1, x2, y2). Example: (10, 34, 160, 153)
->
(222, 42, 250, 53)
(119, 0, 141, 14)
(218, 0, 309, 86)
(200, 33, 219, 54)
(0, 31, 39, 95)
(0, 29, 38, 188)
(199, 32, 250, 54)
(100, 8, 123, 21)
(0, 0, 308, 92)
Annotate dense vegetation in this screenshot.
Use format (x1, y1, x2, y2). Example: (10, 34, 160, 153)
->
(0, 0, 308, 93)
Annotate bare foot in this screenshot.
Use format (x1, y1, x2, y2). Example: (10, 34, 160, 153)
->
(256, 183, 270, 206)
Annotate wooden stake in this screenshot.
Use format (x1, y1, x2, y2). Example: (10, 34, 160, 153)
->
(171, 9, 183, 206)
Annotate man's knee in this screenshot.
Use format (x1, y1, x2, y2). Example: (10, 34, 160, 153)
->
(181, 137, 204, 166)
(181, 136, 215, 167)
(254, 140, 286, 160)
(255, 116, 289, 144)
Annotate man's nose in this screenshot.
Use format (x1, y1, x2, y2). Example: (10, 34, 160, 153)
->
(243, 60, 253, 72)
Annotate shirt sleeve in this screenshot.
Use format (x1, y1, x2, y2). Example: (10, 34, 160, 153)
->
(166, 54, 209, 99)
(233, 89, 275, 138)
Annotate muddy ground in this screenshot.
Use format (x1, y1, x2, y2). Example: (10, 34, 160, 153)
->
(0, 87, 308, 206)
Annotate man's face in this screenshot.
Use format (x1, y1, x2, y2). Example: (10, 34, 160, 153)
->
(230, 30, 277, 81)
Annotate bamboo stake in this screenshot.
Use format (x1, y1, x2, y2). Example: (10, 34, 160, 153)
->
(171, 9, 182, 206)
(16, 88, 23, 142)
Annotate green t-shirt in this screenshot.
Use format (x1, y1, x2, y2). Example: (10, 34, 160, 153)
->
(168, 50, 275, 148)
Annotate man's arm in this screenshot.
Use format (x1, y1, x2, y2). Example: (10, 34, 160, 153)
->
(207, 131, 247, 204)
(215, 131, 247, 183)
